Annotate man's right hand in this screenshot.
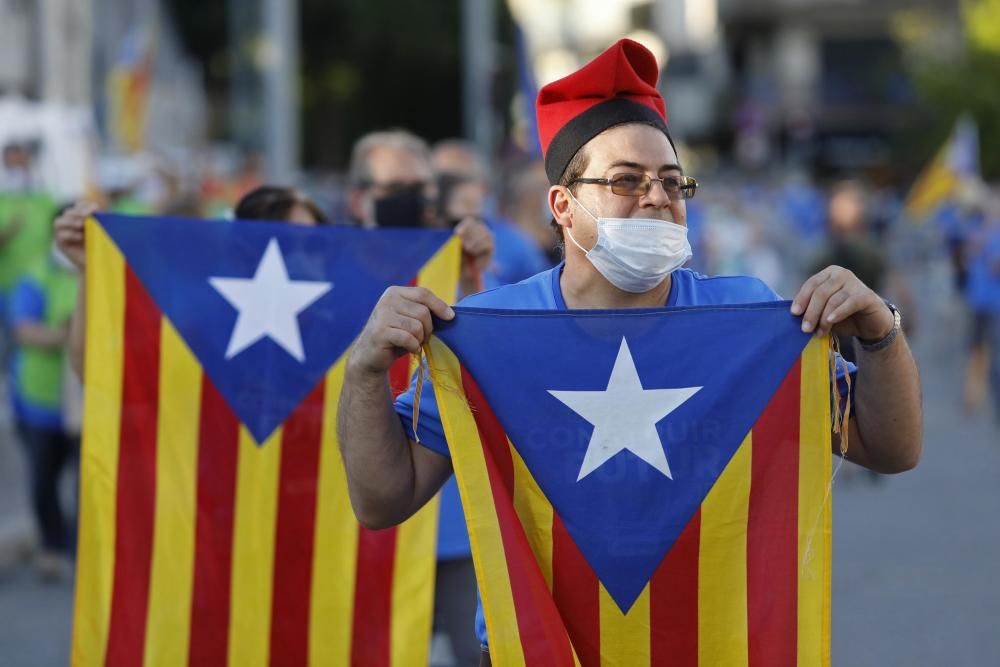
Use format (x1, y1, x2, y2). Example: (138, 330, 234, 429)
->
(349, 286, 455, 375)
(54, 201, 98, 271)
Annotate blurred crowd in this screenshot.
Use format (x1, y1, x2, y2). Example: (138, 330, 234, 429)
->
(2, 125, 1000, 662)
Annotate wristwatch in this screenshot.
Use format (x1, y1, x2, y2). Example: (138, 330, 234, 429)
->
(858, 300, 901, 353)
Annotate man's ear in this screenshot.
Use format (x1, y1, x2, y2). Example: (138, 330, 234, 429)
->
(549, 185, 573, 231)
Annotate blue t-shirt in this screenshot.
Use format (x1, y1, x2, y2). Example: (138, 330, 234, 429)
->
(395, 264, 855, 645)
(436, 475, 471, 560)
(7, 274, 67, 430)
(966, 224, 1000, 314)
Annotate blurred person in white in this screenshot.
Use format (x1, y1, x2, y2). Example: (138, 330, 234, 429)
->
(432, 139, 549, 288)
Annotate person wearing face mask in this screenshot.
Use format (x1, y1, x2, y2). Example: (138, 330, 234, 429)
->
(348, 131, 500, 665)
(338, 40, 922, 664)
(346, 129, 495, 300)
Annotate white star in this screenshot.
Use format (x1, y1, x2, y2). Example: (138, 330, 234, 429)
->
(209, 238, 332, 362)
(548, 338, 702, 482)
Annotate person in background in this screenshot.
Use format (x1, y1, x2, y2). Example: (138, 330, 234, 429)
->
(347, 130, 494, 666)
(346, 129, 494, 299)
(432, 139, 549, 288)
(7, 203, 80, 580)
(964, 187, 1000, 423)
(809, 181, 890, 364)
(498, 159, 562, 267)
(940, 187, 993, 415)
(234, 185, 329, 225)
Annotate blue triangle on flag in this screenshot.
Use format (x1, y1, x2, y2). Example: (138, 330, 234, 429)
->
(99, 213, 452, 444)
(434, 305, 811, 612)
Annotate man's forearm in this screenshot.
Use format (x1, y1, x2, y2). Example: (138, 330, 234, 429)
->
(337, 361, 418, 528)
(14, 322, 67, 348)
(848, 334, 922, 472)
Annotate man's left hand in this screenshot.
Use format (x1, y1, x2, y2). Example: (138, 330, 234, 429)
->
(790, 265, 894, 340)
(454, 217, 494, 272)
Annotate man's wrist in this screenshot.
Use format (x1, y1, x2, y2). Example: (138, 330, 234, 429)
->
(858, 301, 901, 353)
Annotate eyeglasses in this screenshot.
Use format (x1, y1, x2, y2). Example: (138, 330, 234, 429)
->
(569, 173, 698, 199)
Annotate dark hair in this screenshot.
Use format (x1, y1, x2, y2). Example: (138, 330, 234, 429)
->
(234, 186, 328, 224)
(550, 146, 590, 242)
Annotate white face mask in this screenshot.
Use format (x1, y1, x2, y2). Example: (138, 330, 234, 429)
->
(565, 192, 693, 293)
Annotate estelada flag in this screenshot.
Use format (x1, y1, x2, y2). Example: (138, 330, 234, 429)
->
(904, 113, 980, 221)
(425, 304, 833, 667)
(72, 213, 460, 666)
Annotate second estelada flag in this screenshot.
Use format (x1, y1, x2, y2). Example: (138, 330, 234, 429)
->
(72, 213, 460, 666)
(426, 305, 832, 667)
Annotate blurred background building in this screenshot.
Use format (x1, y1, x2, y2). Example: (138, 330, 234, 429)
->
(1, 0, 994, 191)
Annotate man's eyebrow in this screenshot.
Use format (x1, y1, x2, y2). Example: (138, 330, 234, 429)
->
(605, 160, 684, 173)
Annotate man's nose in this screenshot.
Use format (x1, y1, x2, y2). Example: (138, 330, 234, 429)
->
(642, 179, 672, 208)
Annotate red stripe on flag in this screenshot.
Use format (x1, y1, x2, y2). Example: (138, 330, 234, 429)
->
(462, 368, 576, 667)
(188, 376, 240, 667)
(388, 348, 414, 398)
(747, 359, 801, 666)
(346, 354, 412, 665)
(351, 527, 397, 667)
(269, 382, 325, 664)
(650, 508, 700, 666)
(104, 268, 161, 667)
(552, 515, 600, 667)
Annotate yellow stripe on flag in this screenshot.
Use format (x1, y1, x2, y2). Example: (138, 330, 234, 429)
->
(904, 150, 958, 219)
(599, 583, 651, 667)
(418, 236, 462, 301)
(390, 493, 440, 667)
(798, 337, 832, 667)
(427, 337, 528, 667)
(143, 319, 201, 666)
(511, 445, 554, 590)
(309, 357, 360, 665)
(228, 426, 282, 667)
(699, 434, 751, 667)
(72, 218, 125, 666)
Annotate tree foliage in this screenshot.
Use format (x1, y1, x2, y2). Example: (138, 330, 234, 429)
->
(898, 1, 1000, 180)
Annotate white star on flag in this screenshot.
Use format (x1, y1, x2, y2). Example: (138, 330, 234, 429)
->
(548, 337, 702, 482)
(209, 238, 332, 362)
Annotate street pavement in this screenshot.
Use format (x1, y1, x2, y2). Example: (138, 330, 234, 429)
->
(1, 291, 998, 666)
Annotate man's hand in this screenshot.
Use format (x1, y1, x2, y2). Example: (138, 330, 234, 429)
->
(54, 201, 98, 271)
(349, 286, 455, 376)
(454, 216, 494, 274)
(790, 265, 893, 340)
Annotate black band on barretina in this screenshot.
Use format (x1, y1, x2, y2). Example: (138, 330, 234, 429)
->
(544, 98, 674, 184)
